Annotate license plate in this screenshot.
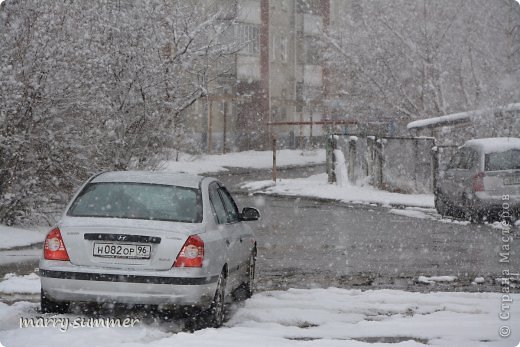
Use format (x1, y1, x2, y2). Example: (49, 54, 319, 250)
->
(93, 243, 151, 259)
(503, 176, 520, 185)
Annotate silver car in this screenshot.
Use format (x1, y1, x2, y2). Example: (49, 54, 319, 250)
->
(435, 137, 520, 222)
(39, 171, 260, 326)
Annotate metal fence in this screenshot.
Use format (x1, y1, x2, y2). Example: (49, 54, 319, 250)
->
(328, 134, 442, 194)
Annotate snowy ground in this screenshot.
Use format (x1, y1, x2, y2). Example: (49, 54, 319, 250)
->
(0, 283, 519, 347)
(0, 226, 44, 268)
(387, 207, 474, 225)
(1, 150, 517, 345)
(242, 174, 435, 209)
(160, 149, 325, 175)
(0, 226, 45, 251)
(0, 274, 40, 295)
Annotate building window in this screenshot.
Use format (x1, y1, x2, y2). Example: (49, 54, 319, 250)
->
(296, 82, 304, 112)
(272, 34, 287, 62)
(304, 36, 321, 65)
(235, 23, 260, 56)
(351, 0, 363, 24)
(272, 106, 287, 121)
(280, 0, 288, 12)
(297, 0, 321, 15)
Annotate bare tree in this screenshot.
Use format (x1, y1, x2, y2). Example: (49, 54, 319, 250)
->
(325, 0, 520, 131)
(0, 0, 237, 225)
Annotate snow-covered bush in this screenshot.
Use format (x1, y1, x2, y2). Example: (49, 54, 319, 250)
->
(0, 0, 237, 225)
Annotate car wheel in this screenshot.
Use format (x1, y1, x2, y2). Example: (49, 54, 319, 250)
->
(462, 196, 482, 223)
(435, 193, 456, 218)
(203, 270, 226, 328)
(465, 210, 482, 223)
(40, 290, 70, 314)
(511, 211, 519, 224)
(244, 250, 256, 299)
(435, 194, 449, 217)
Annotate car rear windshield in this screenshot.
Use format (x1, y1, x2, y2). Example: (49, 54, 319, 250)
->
(67, 182, 202, 223)
(484, 149, 520, 171)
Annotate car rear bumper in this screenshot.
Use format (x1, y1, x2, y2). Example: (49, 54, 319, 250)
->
(39, 266, 218, 308)
(472, 193, 520, 215)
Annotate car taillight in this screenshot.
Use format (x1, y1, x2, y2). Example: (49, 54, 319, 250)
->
(44, 227, 70, 261)
(472, 172, 485, 192)
(174, 235, 204, 268)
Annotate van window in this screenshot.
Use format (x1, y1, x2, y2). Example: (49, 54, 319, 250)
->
(447, 152, 462, 169)
(485, 149, 520, 171)
(448, 148, 478, 170)
(463, 148, 479, 169)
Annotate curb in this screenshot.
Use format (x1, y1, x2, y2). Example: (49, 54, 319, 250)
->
(247, 191, 435, 210)
(206, 163, 325, 177)
(0, 242, 43, 252)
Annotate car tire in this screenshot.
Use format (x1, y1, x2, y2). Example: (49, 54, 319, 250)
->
(435, 194, 448, 217)
(465, 210, 482, 224)
(462, 196, 482, 223)
(40, 290, 70, 314)
(203, 270, 226, 328)
(244, 249, 256, 299)
(435, 193, 454, 217)
(466, 209, 483, 224)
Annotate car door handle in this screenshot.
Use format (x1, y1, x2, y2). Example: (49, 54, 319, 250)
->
(226, 239, 231, 247)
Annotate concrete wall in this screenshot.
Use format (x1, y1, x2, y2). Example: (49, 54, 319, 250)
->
(331, 135, 437, 194)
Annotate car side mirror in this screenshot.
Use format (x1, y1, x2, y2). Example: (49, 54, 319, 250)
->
(240, 207, 260, 221)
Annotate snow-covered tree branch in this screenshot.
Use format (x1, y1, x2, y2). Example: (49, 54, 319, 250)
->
(324, 0, 520, 130)
(0, 0, 238, 225)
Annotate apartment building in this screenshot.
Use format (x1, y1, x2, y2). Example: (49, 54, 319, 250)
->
(188, 0, 333, 152)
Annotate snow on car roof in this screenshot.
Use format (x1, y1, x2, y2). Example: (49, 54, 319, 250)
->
(91, 171, 205, 188)
(463, 137, 520, 154)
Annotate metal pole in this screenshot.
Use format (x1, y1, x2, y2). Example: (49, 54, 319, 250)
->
(327, 134, 336, 183)
(223, 101, 227, 154)
(272, 137, 277, 182)
(293, 0, 298, 151)
(207, 97, 212, 154)
(299, 113, 304, 153)
(377, 138, 384, 189)
(309, 115, 313, 148)
(431, 140, 439, 194)
(267, 0, 272, 142)
(413, 138, 418, 191)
